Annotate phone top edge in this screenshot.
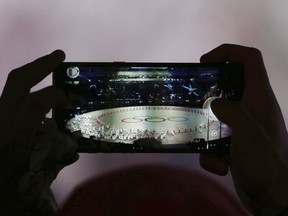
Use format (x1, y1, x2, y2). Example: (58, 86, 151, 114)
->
(57, 62, 243, 66)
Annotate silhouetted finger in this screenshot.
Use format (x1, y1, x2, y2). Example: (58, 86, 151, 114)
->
(200, 44, 252, 62)
(200, 44, 268, 88)
(200, 44, 264, 67)
(211, 99, 253, 130)
(201, 44, 270, 99)
(0, 50, 65, 127)
(29, 86, 70, 113)
(199, 153, 229, 176)
(25, 86, 68, 126)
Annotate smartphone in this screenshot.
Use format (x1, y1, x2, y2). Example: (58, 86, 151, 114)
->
(53, 62, 243, 153)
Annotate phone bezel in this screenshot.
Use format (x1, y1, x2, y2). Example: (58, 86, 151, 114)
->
(53, 62, 243, 153)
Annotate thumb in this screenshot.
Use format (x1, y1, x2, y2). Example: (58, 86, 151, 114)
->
(211, 99, 248, 130)
(211, 98, 262, 145)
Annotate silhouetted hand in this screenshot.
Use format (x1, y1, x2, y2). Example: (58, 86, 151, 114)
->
(0, 50, 79, 214)
(199, 44, 288, 215)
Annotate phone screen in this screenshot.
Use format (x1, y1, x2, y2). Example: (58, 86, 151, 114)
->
(53, 62, 243, 153)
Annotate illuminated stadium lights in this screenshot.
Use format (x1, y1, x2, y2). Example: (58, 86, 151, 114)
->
(112, 78, 168, 82)
(116, 70, 171, 78)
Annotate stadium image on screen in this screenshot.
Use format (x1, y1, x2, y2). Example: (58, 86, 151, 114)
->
(54, 63, 240, 152)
